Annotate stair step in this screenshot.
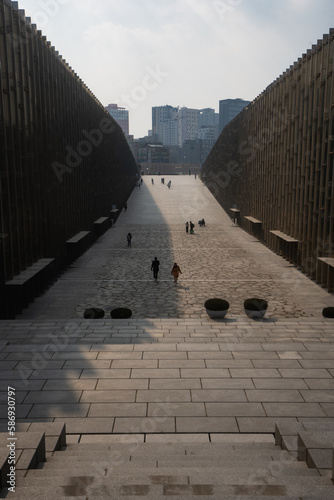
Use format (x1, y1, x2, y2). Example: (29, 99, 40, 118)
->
(25, 463, 318, 478)
(46, 449, 290, 462)
(38, 457, 310, 470)
(17, 472, 332, 488)
(3, 482, 334, 499)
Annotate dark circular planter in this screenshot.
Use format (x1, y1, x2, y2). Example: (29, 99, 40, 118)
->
(84, 308, 105, 319)
(322, 307, 334, 318)
(110, 307, 132, 319)
(244, 298, 268, 319)
(205, 299, 229, 319)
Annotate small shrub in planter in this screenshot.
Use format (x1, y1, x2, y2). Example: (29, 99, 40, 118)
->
(84, 308, 105, 319)
(205, 298, 229, 319)
(110, 307, 132, 319)
(322, 307, 334, 318)
(244, 298, 268, 319)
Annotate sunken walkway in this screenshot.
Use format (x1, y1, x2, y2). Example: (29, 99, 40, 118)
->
(1, 176, 334, 498)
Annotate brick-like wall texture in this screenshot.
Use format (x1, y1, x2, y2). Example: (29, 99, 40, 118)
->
(0, 0, 138, 317)
(202, 29, 334, 293)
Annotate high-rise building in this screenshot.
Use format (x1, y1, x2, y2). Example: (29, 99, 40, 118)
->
(178, 107, 200, 146)
(106, 103, 129, 136)
(219, 98, 251, 134)
(152, 105, 178, 145)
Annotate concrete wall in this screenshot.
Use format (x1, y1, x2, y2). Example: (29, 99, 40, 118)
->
(202, 30, 334, 293)
(0, 0, 138, 317)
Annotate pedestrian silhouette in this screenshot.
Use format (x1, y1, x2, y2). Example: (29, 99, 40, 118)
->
(151, 257, 160, 280)
(127, 233, 132, 247)
(189, 221, 195, 234)
(171, 262, 182, 283)
(185, 221, 189, 233)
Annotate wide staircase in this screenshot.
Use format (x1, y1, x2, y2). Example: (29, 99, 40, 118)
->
(1, 424, 334, 498)
(1, 315, 334, 498)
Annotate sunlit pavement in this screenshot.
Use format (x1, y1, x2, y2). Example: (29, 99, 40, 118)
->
(17, 175, 334, 320)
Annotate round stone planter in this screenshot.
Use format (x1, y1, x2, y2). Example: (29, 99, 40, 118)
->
(83, 308, 105, 319)
(110, 307, 132, 319)
(204, 299, 229, 320)
(205, 308, 229, 319)
(244, 298, 268, 320)
(323, 307, 334, 318)
(244, 308, 266, 320)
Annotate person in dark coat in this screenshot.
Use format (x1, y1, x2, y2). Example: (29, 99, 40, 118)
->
(151, 257, 160, 279)
(127, 233, 132, 247)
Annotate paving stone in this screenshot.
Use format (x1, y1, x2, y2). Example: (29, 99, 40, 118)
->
(245, 390, 304, 402)
(81, 369, 130, 379)
(113, 417, 175, 433)
(176, 417, 238, 433)
(53, 418, 114, 434)
(81, 390, 136, 403)
(24, 391, 82, 404)
(137, 390, 191, 402)
(28, 404, 89, 418)
(191, 389, 247, 402)
(263, 403, 326, 417)
(149, 379, 201, 390)
(253, 378, 309, 389)
(96, 379, 148, 390)
(88, 403, 147, 417)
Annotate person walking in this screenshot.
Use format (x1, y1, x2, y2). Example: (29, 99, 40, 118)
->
(189, 221, 195, 234)
(167, 180, 171, 189)
(151, 257, 160, 280)
(185, 221, 189, 233)
(127, 233, 132, 247)
(171, 262, 182, 283)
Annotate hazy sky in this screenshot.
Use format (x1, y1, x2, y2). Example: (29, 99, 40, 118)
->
(18, 0, 334, 138)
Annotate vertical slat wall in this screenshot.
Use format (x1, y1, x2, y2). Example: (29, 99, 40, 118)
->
(0, 0, 137, 311)
(203, 30, 334, 292)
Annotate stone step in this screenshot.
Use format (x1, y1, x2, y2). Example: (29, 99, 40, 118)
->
(17, 471, 332, 488)
(2, 481, 334, 499)
(63, 438, 277, 452)
(26, 460, 317, 475)
(47, 447, 289, 461)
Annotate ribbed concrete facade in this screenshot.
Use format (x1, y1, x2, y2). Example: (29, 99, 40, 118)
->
(0, 0, 137, 317)
(202, 29, 334, 293)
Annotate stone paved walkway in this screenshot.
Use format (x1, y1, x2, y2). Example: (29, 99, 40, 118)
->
(18, 175, 334, 320)
(1, 175, 334, 436)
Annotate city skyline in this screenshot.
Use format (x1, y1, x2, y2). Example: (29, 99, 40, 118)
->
(18, 0, 334, 138)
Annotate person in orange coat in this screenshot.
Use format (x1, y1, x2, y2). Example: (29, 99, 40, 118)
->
(171, 263, 182, 283)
